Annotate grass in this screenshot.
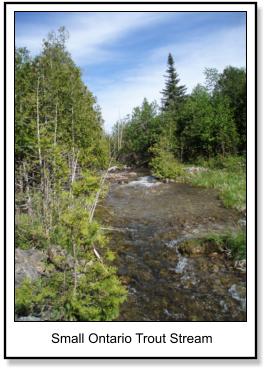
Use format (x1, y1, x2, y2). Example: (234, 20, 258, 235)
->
(203, 230, 246, 259)
(179, 230, 246, 260)
(182, 156, 246, 211)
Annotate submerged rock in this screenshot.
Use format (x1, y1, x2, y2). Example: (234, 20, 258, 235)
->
(127, 176, 161, 188)
(178, 241, 206, 257)
(228, 284, 246, 311)
(108, 166, 119, 172)
(16, 315, 41, 321)
(118, 178, 128, 184)
(234, 259, 246, 273)
(175, 256, 189, 273)
(48, 245, 74, 269)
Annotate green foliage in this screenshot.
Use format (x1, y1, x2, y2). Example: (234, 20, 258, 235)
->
(150, 139, 184, 179)
(180, 85, 215, 159)
(16, 259, 127, 321)
(15, 190, 127, 321)
(71, 173, 100, 197)
(15, 36, 247, 321)
(15, 28, 125, 321)
(179, 85, 238, 160)
(196, 155, 245, 172)
(223, 230, 246, 259)
(204, 67, 220, 93)
(212, 93, 238, 155)
(15, 26, 109, 183)
(217, 66, 246, 152)
(15, 214, 48, 250)
(110, 58, 245, 169)
(185, 156, 246, 211)
(161, 53, 186, 111)
(113, 99, 160, 164)
(15, 278, 35, 315)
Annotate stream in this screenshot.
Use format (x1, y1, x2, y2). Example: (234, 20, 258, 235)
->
(96, 170, 246, 321)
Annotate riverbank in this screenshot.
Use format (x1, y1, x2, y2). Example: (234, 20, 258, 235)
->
(149, 155, 246, 212)
(107, 157, 246, 260)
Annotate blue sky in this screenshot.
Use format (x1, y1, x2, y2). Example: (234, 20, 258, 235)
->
(15, 11, 246, 132)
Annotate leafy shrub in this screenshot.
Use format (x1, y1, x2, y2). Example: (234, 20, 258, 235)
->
(15, 278, 35, 315)
(71, 172, 100, 197)
(15, 170, 127, 321)
(150, 142, 184, 179)
(15, 261, 127, 321)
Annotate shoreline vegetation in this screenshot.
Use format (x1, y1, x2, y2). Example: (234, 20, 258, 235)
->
(149, 155, 246, 212)
(15, 28, 246, 321)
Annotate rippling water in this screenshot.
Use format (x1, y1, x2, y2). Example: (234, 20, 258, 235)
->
(97, 172, 246, 321)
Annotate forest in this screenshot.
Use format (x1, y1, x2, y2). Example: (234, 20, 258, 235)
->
(15, 28, 246, 321)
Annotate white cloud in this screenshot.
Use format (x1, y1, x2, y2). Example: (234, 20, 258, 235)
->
(16, 12, 177, 64)
(67, 12, 171, 63)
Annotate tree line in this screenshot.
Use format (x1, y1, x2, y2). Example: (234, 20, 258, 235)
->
(111, 53, 246, 170)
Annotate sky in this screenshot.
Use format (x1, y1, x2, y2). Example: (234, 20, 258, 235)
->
(15, 11, 246, 133)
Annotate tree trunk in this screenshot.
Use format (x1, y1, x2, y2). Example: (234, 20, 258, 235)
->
(36, 76, 42, 169)
(72, 239, 77, 296)
(23, 162, 33, 218)
(54, 103, 58, 146)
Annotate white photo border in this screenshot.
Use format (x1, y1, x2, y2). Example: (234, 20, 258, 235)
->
(4, 1, 257, 359)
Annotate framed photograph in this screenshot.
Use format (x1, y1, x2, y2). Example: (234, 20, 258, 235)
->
(4, 1, 257, 359)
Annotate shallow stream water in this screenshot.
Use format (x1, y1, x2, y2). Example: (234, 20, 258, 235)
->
(96, 171, 246, 321)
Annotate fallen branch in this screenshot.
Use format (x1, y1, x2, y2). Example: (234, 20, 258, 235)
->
(93, 245, 102, 262)
(89, 158, 113, 223)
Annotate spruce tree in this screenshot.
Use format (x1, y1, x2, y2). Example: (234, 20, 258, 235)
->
(161, 53, 186, 111)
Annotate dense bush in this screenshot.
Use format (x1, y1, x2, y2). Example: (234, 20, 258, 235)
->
(16, 262, 127, 321)
(149, 140, 183, 179)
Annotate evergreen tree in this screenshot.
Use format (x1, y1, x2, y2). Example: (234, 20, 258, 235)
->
(161, 53, 186, 111)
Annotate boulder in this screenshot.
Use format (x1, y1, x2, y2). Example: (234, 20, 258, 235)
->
(15, 248, 46, 288)
(234, 259, 246, 273)
(108, 166, 119, 172)
(47, 245, 74, 269)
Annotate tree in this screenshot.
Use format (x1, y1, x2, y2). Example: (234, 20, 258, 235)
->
(114, 99, 160, 164)
(179, 84, 238, 160)
(15, 48, 36, 164)
(181, 85, 215, 159)
(217, 66, 246, 152)
(212, 93, 239, 156)
(161, 53, 186, 111)
(204, 67, 220, 93)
